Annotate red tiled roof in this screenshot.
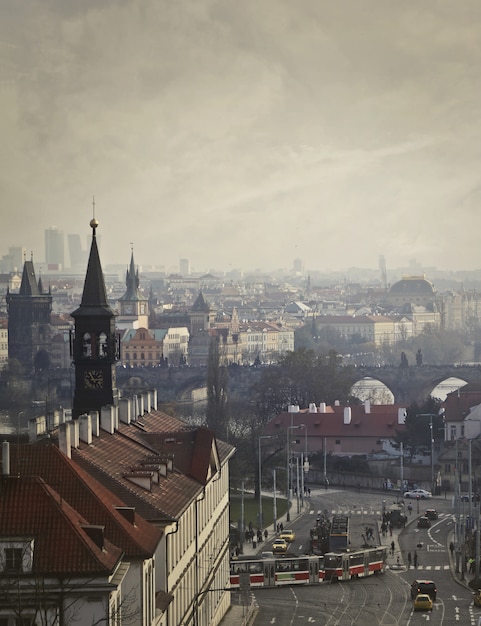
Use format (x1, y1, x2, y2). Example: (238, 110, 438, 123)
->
(444, 386, 481, 422)
(265, 404, 406, 439)
(8, 443, 162, 557)
(71, 409, 234, 523)
(0, 475, 122, 576)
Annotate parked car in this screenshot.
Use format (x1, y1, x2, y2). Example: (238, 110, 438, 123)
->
(424, 509, 438, 520)
(461, 493, 480, 502)
(417, 516, 431, 529)
(272, 539, 288, 554)
(404, 488, 432, 499)
(411, 579, 437, 601)
(279, 529, 296, 543)
(413, 594, 433, 611)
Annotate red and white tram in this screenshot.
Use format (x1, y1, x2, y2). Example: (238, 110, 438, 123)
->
(230, 555, 324, 589)
(323, 547, 387, 581)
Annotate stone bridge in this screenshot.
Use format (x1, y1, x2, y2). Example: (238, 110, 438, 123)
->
(49, 363, 481, 406)
(354, 364, 481, 403)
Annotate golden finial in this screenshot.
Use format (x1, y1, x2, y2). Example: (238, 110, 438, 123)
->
(90, 196, 98, 230)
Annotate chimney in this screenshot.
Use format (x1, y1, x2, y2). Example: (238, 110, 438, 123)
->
(398, 408, 407, 425)
(2, 441, 10, 476)
(364, 400, 371, 414)
(319, 402, 326, 413)
(334, 400, 340, 406)
(308, 403, 317, 413)
(288, 405, 300, 413)
(59, 422, 72, 458)
(100, 405, 115, 434)
(79, 413, 92, 444)
(344, 407, 351, 424)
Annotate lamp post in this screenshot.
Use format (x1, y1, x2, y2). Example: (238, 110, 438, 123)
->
(417, 413, 436, 495)
(287, 424, 308, 517)
(430, 415, 434, 496)
(258, 435, 277, 528)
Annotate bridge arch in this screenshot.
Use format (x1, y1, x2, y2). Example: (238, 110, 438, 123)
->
(352, 365, 480, 404)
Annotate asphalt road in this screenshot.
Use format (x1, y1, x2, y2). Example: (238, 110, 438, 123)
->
(243, 487, 478, 626)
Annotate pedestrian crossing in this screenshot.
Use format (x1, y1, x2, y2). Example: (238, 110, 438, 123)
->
(310, 509, 453, 518)
(392, 564, 451, 571)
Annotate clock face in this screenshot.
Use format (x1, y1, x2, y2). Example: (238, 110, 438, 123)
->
(84, 369, 104, 389)
(124, 304, 133, 314)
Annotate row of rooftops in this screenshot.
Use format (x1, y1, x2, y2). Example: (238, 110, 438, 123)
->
(0, 389, 234, 577)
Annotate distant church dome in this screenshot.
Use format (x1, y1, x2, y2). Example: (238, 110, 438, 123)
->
(389, 275, 435, 296)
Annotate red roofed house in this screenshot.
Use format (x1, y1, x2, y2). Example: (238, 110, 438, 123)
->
(0, 468, 125, 625)
(2, 441, 163, 625)
(264, 400, 407, 457)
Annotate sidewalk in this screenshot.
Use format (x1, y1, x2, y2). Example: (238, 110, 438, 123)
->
(220, 497, 309, 626)
(379, 497, 474, 595)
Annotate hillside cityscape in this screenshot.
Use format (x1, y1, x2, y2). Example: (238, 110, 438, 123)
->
(1, 218, 481, 625)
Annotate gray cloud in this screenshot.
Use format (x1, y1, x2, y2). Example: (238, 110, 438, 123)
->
(1, 0, 481, 272)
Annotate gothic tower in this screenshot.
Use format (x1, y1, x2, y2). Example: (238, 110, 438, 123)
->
(6, 255, 52, 373)
(71, 219, 119, 418)
(117, 247, 149, 328)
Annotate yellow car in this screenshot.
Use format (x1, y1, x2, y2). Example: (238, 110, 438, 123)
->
(413, 594, 433, 611)
(272, 538, 288, 554)
(280, 529, 296, 543)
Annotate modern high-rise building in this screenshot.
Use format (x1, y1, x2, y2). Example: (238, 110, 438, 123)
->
(179, 258, 191, 276)
(293, 258, 304, 275)
(67, 233, 88, 271)
(0, 246, 25, 272)
(45, 226, 64, 271)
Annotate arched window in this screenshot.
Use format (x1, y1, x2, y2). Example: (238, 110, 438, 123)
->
(98, 332, 108, 357)
(82, 333, 92, 357)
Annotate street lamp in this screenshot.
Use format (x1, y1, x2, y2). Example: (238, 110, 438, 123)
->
(417, 413, 436, 495)
(258, 435, 277, 528)
(287, 425, 308, 518)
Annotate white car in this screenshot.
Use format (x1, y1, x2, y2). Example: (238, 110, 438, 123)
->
(404, 488, 432, 499)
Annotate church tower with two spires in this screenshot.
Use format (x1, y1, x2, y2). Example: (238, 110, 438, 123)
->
(116, 247, 149, 329)
(71, 218, 119, 418)
(6, 255, 53, 373)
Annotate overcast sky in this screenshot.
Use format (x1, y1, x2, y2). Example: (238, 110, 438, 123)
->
(2, 0, 481, 274)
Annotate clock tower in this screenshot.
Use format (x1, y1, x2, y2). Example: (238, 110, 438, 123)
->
(71, 218, 119, 418)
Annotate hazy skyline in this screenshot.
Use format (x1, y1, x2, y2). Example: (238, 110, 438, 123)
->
(2, 1, 481, 273)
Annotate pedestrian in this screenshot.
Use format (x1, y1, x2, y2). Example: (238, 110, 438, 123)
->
(277, 523, 280, 533)
(396, 556, 400, 567)
(264, 529, 268, 540)
(308, 488, 311, 496)
(449, 541, 454, 556)
(390, 541, 395, 555)
(280, 522, 284, 532)
(408, 552, 412, 568)
(389, 522, 393, 537)
(414, 551, 418, 568)
(408, 504, 412, 515)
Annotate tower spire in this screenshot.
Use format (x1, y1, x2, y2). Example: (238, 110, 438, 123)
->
(78, 217, 110, 308)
